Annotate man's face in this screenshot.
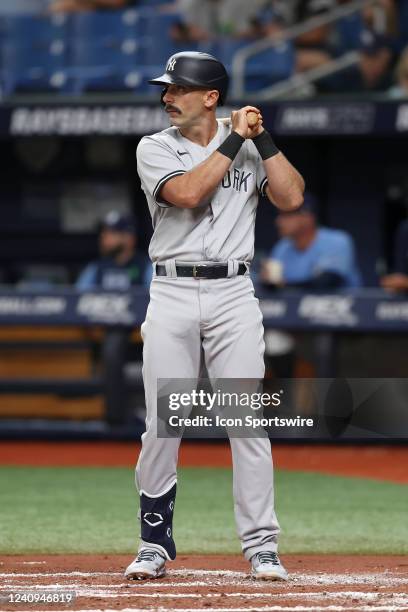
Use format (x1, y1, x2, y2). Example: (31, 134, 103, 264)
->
(162, 84, 218, 127)
(100, 229, 132, 257)
(275, 211, 311, 238)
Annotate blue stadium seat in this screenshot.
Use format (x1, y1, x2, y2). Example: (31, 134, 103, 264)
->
(1, 14, 69, 94)
(2, 42, 68, 95)
(71, 8, 144, 40)
(216, 39, 294, 91)
(68, 39, 146, 93)
(141, 12, 183, 65)
(2, 13, 69, 41)
(68, 9, 148, 93)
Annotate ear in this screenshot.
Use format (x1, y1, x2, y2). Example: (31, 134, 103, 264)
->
(203, 89, 219, 110)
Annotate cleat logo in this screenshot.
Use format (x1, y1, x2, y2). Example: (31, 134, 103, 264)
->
(169, 501, 174, 511)
(166, 527, 172, 537)
(167, 58, 177, 71)
(143, 512, 163, 527)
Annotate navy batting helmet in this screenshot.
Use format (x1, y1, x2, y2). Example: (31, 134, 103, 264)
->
(149, 51, 229, 106)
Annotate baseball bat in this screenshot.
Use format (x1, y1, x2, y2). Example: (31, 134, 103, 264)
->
(219, 110, 260, 128)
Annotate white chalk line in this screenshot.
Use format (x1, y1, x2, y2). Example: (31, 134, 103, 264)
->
(7, 591, 405, 604)
(0, 583, 218, 590)
(2, 570, 408, 588)
(7, 606, 408, 612)
(0, 570, 243, 578)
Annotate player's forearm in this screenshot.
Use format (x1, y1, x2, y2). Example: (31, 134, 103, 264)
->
(251, 129, 304, 211)
(263, 153, 305, 211)
(160, 151, 232, 209)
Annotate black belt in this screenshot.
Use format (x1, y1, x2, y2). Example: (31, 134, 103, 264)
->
(156, 263, 248, 279)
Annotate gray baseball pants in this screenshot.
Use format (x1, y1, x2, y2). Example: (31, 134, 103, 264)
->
(135, 270, 280, 561)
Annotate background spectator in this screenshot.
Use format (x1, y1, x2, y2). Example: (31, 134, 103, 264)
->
(76, 211, 151, 291)
(171, 0, 270, 42)
(260, 193, 361, 289)
(293, 0, 337, 73)
(358, 27, 394, 90)
(361, 0, 397, 38)
(260, 0, 336, 73)
(265, 0, 398, 92)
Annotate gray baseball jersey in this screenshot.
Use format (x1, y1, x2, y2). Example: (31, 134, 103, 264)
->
(137, 120, 268, 263)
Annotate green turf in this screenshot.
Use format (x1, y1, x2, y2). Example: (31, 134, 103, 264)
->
(0, 466, 406, 555)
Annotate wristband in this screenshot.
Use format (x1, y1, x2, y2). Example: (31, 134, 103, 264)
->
(217, 131, 245, 160)
(252, 130, 279, 160)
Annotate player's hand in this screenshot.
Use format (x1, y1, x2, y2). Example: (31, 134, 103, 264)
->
(232, 106, 262, 139)
(249, 118, 264, 139)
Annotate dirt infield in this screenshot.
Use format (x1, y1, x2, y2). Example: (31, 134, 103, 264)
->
(0, 554, 407, 611)
(0, 442, 407, 483)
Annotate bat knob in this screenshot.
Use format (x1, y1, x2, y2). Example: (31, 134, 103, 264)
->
(247, 111, 260, 128)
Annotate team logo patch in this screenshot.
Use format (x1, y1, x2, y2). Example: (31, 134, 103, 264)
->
(143, 512, 163, 527)
(167, 58, 177, 71)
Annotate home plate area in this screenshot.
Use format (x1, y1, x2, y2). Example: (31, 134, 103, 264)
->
(0, 555, 407, 612)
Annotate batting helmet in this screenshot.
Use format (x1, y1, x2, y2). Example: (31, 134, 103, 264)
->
(149, 51, 229, 106)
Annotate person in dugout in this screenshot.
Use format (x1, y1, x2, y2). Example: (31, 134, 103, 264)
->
(76, 211, 151, 291)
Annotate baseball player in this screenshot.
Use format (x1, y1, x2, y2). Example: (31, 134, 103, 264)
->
(125, 51, 304, 581)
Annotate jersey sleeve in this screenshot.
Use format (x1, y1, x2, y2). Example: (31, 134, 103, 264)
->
(136, 136, 187, 208)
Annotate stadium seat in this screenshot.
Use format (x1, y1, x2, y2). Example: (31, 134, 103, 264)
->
(2, 13, 69, 41)
(70, 9, 143, 41)
(68, 9, 149, 93)
(1, 41, 68, 95)
(68, 40, 146, 93)
(141, 12, 184, 65)
(216, 38, 295, 91)
(1, 15, 69, 94)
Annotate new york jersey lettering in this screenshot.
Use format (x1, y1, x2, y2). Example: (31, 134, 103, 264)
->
(222, 168, 253, 193)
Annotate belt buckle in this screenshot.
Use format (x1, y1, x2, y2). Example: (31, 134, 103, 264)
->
(192, 264, 207, 279)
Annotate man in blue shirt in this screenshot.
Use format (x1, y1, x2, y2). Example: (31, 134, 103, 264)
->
(261, 192, 361, 289)
(76, 211, 151, 291)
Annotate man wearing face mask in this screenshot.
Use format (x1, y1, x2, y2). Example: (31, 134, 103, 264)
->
(76, 211, 152, 291)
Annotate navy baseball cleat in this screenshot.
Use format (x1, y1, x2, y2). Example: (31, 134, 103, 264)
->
(250, 551, 288, 581)
(125, 548, 166, 580)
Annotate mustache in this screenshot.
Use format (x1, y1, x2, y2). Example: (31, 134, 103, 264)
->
(165, 105, 181, 114)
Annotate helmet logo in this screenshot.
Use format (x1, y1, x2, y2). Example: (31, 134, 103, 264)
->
(167, 58, 177, 72)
